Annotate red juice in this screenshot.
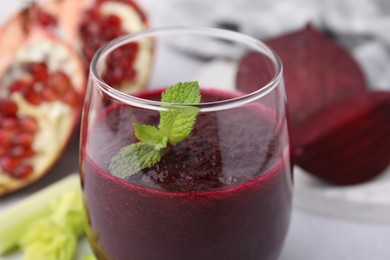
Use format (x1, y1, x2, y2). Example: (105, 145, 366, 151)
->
(81, 88, 292, 260)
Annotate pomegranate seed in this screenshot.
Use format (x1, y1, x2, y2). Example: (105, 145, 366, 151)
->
(9, 79, 33, 93)
(0, 130, 13, 145)
(22, 88, 42, 105)
(12, 132, 34, 146)
(86, 22, 100, 36)
(109, 52, 120, 63)
(103, 15, 118, 27)
(81, 45, 94, 61)
(50, 71, 72, 95)
(10, 164, 33, 179)
(86, 8, 101, 21)
(125, 53, 136, 64)
(1, 157, 21, 172)
(128, 67, 136, 81)
(63, 90, 80, 106)
(103, 42, 139, 86)
(29, 62, 49, 82)
(1, 118, 18, 130)
(110, 67, 125, 84)
(18, 117, 38, 132)
(42, 86, 58, 101)
(103, 29, 120, 41)
(0, 99, 18, 117)
(128, 42, 139, 53)
(80, 6, 129, 62)
(80, 23, 89, 35)
(0, 146, 8, 157)
(102, 16, 122, 38)
(121, 58, 133, 70)
(10, 146, 34, 158)
(110, 27, 123, 39)
(36, 9, 57, 27)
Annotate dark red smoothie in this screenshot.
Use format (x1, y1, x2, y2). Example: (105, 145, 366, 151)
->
(81, 89, 292, 260)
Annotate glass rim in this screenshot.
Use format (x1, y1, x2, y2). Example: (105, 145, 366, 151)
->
(89, 26, 283, 112)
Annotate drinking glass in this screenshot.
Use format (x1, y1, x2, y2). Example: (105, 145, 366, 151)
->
(80, 26, 292, 260)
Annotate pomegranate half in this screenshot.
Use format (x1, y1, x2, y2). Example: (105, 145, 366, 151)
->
(39, 0, 153, 94)
(0, 18, 86, 195)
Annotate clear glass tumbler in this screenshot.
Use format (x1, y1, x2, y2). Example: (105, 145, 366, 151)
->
(80, 26, 292, 260)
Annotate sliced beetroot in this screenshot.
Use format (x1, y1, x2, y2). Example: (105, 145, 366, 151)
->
(237, 25, 368, 133)
(293, 91, 390, 185)
(236, 53, 276, 92)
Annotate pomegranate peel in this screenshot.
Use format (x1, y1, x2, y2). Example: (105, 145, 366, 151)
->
(0, 26, 86, 195)
(293, 91, 390, 185)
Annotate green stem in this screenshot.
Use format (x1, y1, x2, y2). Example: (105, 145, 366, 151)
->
(0, 174, 80, 255)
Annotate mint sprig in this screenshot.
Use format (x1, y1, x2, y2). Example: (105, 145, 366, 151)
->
(109, 81, 201, 178)
(134, 124, 168, 149)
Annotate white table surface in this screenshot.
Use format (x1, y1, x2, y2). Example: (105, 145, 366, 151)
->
(1, 1, 390, 260)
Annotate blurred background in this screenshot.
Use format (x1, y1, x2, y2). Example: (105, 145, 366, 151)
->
(1, 0, 390, 91)
(138, 0, 390, 90)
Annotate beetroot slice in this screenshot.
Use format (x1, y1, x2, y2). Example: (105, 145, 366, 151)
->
(293, 91, 390, 185)
(236, 25, 368, 133)
(236, 52, 276, 92)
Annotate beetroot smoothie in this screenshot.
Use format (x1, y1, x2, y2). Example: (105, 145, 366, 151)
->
(81, 88, 292, 260)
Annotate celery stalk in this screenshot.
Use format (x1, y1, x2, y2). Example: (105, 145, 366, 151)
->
(0, 174, 81, 255)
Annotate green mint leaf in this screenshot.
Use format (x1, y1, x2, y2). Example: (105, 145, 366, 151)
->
(161, 81, 201, 104)
(109, 81, 201, 178)
(134, 124, 167, 149)
(160, 106, 199, 145)
(109, 143, 163, 178)
(159, 81, 201, 145)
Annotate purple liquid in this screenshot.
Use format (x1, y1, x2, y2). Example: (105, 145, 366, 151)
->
(81, 89, 292, 260)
